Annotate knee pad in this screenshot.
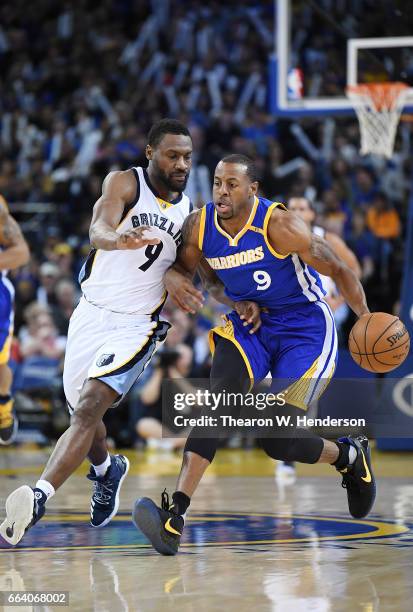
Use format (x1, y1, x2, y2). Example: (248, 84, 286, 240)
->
(184, 435, 219, 463)
(260, 433, 323, 464)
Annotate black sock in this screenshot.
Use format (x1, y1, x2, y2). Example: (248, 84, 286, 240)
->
(172, 491, 190, 516)
(332, 441, 350, 470)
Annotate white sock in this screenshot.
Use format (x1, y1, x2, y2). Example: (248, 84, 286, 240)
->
(348, 446, 357, 465)
(35, 479, 55, 500)
(93, 454, 111, 477)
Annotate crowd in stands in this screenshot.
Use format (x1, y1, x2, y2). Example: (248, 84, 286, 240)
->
(1, 0, 410, 445)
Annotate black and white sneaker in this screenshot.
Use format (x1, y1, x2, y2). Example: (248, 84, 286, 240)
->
(337, 436, 376, 519)
(87, 455, 130, 528)
(132, 490, 184, 556)
(0, 486, 46, 546)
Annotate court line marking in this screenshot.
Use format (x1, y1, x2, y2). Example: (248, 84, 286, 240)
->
(0, 512, 409, 552)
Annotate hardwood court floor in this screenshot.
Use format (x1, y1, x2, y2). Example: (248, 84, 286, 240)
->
(1, 447, 413, 611)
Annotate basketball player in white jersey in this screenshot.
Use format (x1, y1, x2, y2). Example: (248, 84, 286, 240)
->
(276, 196, 361, 483)
(0, 119, 206, 545)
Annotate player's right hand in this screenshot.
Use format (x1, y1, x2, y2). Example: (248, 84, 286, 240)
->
(165, 268, 204, 314)
(234, 300, 262, 334)
(116, 226, 160, 250)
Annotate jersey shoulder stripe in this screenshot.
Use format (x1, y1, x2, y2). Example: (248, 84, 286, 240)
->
(262, 201, 290, 259)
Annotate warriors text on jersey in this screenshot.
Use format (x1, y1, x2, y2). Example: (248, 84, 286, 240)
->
(200, 196, 326, 311)
(79, 167, 192, 314)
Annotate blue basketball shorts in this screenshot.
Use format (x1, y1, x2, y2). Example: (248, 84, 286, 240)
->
(209, 300, 338, 410)
(0, 279, 14, 366)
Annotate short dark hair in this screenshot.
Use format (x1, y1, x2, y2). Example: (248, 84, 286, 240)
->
(147, 119, 191, 148)
(287, 194, 315, 210)
(220, 154, 258, 182)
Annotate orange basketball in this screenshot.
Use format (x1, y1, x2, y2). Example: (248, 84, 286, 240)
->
(348, 312, 410, 373)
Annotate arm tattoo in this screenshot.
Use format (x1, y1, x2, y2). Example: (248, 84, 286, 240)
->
(181, 210, 199, 246)
(310, 234, 336, 264)
(2, 214, 24, 247)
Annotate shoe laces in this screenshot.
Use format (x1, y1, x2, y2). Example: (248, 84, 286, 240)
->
(161, 488, 170, 511)
(92, 479, 115, 505)
(340, 468, 360, 492)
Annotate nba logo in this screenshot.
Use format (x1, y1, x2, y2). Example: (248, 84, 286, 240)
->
(287, 68, 304, 100)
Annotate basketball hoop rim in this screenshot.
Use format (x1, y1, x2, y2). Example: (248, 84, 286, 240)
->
(347, 82, 409, 93)
(346, 82, 410, 112)
(346, 82, 410, 158)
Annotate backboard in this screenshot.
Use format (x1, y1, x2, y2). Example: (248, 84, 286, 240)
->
(271, 0, 413, 117)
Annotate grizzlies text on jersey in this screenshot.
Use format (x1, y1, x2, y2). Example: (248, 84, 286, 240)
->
(79, 167, 192, 315)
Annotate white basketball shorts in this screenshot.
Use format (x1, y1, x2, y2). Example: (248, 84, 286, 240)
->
(63, 297, 169, 412)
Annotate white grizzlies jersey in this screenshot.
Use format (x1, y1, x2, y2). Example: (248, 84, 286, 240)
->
(79, 167, 192, 314)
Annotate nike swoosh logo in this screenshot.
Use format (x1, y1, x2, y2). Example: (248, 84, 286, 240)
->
(6, 522, 15, 538)
(164, 518, 181, 536)
(361, 450, 372, 483)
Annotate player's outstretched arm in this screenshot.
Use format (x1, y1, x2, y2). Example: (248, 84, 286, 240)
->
(0, 203, 30, 269)
(89, 171, 159, 251)
(164, 210, 204, 313)
(268, 210, 369, 318)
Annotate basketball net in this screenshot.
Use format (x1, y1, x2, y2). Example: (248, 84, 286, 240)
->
(346, 82, 410, 159)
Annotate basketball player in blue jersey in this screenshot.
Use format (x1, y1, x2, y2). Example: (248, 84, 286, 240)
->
(0, 195, 30, 445)
(134, 154, 376, 555)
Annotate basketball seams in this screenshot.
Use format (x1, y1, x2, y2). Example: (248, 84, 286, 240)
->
(349, 313, 410, 373)
(373, 356, 408, 367)
(372, 317, 404, 353)
(348, 329, 362, 366)
(348, 336, 410, 356)
(363, 314, 374, 371)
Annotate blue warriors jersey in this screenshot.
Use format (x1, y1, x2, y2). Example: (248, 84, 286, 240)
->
(199, 196, 326, 312)
(0, 194, 15, 364)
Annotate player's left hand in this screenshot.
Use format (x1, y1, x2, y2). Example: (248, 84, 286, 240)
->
(234, 301, 262, 334)
(165, 267, 204, 314)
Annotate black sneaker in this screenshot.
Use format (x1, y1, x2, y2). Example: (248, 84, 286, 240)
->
(0, 486, 46, 546)
(132, 490, 184, 556)
(87, 455, 130, 528)
(337, 436, 376, 519)
(0, 412, 18, 446)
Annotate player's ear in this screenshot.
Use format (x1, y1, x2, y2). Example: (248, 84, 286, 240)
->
(145, 145, 153, 161)
(249, 181, 258, 196)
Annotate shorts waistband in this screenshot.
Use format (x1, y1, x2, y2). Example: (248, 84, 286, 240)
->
(260, 300, 327, 317)
(81, 295, 158, 322)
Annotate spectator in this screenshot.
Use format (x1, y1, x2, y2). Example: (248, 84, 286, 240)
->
(36, 263, 60, 307)
(347, 211, 376, 283)
(366, 192, 401, 240)
(20, 313, 66, 361)
(135, 344, 195, 450)
(319, 189, 348, 237)
(352, 167, 378, 209)
(53, 279, 79, 335)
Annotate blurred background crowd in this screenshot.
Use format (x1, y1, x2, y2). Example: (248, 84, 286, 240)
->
(1, 0, 410, 446)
